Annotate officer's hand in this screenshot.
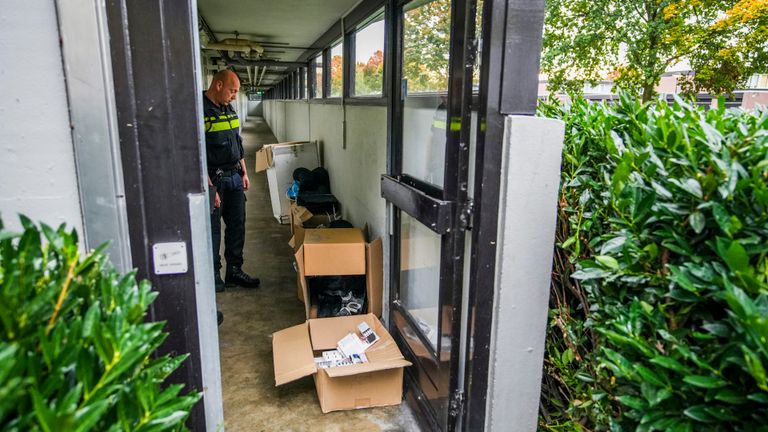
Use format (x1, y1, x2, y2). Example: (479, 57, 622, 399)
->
(242, 174, 250, 191)
(214, 191, 221, 208)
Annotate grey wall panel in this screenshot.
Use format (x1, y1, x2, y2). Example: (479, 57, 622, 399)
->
(0, 2, 84, 236)
(56, 0, 132, 272)
(284, 101, 311, 142)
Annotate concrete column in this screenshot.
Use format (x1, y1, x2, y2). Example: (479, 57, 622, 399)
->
(486, 115, 564, 432)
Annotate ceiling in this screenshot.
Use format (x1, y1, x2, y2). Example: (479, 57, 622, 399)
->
(197, 0, 361, 91)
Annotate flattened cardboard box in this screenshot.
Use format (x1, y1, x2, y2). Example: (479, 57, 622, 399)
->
(254, 141, 319, 224)
(272, 314, 411, 413)
(291, 228, 383, 318)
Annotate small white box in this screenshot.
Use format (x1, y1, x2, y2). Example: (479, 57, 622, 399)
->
(152, 242, 188, 275)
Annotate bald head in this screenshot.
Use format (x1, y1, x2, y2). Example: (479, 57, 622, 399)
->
(206, 69, 240, 106)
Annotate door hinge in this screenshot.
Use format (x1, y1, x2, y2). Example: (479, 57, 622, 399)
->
(459, 198, 474, 230)
(449, 389, 465, 420)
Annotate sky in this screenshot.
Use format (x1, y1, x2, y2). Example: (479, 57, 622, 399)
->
(354, 18, 384, 64)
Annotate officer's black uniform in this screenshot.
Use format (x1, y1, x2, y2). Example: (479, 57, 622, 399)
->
(203, 93, 257, 288)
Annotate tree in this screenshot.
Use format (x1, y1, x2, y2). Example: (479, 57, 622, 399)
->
(403, 0, 451, 93)
(355, 50, 384, 95)
(330, 54, 343, 97)
(542, 0, 768, 101)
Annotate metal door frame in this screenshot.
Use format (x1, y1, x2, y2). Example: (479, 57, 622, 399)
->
(384, 0, 547, 430)
(382, 0, 478, 429)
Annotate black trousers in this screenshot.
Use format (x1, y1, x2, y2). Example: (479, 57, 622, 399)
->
(210, 173, 245, 273)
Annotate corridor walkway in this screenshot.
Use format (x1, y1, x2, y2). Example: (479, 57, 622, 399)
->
(215, 116, 418, 431)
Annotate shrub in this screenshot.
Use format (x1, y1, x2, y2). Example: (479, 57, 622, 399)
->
(539, 95, 768, 431)
(0, 216, 200, 431)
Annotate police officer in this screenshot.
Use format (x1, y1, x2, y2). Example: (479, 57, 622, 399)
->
(203, 69, 260, 294)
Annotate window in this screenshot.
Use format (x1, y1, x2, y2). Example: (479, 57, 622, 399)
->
(352, 10, 385, 97)
(313, 55, 323, 98)
(329, 41, 343, 98)
(403, 0, 451, 93)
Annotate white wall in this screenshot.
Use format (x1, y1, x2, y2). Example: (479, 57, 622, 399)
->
(262, 100, 388, 240)
(0, 3, 83, 234)
(247, 100, 263, 117)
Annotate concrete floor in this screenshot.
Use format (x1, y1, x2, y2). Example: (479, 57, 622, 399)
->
(215, 117, 420, 432)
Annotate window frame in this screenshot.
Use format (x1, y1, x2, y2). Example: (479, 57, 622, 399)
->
(288, 0, 389, 106)
(310, 53, 325, 99)
(326, 42, 344, 99)
(348, 8, 386, 99)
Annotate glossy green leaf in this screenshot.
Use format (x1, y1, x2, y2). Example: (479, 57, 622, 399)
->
(684, 405, 716, 423)
(689, 211, 705, 234)
(571, 267, 612, 280)
(742, 346, 768, 390)
(596, 255, 620, 270)
(649, 356, 687, 373)
(683, 375, 727, 389)
(715, 389, 748, 404)
(617, 395, 647, 410)
(724, 241, 750, 272)
(635, 365, 668, 388)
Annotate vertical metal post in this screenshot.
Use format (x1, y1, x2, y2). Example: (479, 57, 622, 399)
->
(442, 0, 477, 428)
(299, 67, 306, 99)
(323, 48, 331, 98)
(308, 60, 315, 99)
(105, 0, 210, 429)
(462, 0, 547, 430)
(345, 27, 355, 98)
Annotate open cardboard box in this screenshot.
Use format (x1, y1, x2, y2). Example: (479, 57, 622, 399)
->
(291, 228, 382, 318)
(254, 141, 319, 224)
(272, 314, 411, 413)
(289, 202, 341, 236)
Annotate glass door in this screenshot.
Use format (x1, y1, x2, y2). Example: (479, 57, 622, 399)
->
(382, 0, 477, 429)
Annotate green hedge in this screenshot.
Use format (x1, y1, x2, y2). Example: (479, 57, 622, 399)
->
(539, 95, 768, 431)
(0, 216, 199, 431)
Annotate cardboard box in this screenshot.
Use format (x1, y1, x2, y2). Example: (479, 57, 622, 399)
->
(292, 228, 383, 318)
(289, 202, 342, 236)
(254, 141, 320, 224)
(272, 314, 411, 413)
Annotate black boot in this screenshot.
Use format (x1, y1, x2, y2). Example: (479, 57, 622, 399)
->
(217, 310, 224, 326)
(225, 266, 260, 288)
(215, 273, 225, 293)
